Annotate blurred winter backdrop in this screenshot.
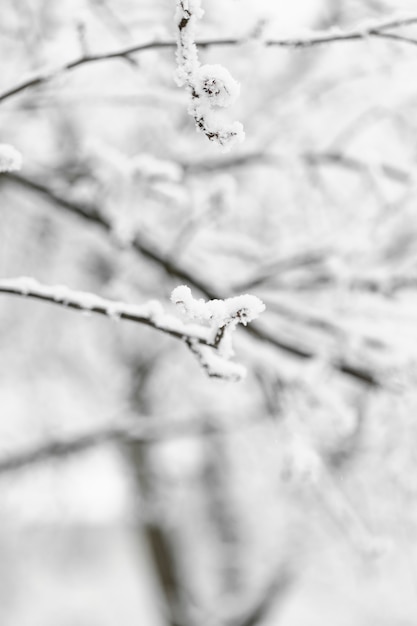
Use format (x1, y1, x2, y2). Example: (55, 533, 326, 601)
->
(2, 0, 417, 624)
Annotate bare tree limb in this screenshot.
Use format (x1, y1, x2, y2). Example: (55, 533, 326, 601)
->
(372, 30, 417, 46)
(0, 416, 259, 474)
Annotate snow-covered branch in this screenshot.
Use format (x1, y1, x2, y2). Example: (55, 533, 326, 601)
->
(3, 173, 382, 386)
(0, 278, 265, 381)
(174, 0, 244, 150)
(1, 12, 417, 106)
(0, 276, 207, 341)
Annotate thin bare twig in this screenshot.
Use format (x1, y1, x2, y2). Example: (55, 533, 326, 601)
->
(304, 151, 411, 184)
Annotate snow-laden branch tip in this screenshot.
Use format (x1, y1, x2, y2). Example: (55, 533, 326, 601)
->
(0, 144, 22, 172)
(0, 278, 265, 382)
(171, 285, 265, 380)
(175, 0, 244, 151)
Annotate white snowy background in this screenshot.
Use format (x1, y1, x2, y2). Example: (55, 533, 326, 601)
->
(1, 0, 417, 624)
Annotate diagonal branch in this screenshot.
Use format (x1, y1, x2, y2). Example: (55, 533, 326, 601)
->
(0, 415, 259, 474)
(4, 172, 217, 299)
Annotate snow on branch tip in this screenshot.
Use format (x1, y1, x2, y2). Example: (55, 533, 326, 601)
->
(175, 0, 244, 151)
(171, 285, 265, 381)
(0, 278, 265, 382)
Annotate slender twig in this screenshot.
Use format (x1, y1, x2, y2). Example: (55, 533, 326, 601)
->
(1, 13, 417, 105)
(233, 249, 330, 293)
(263, 298, 387, 352)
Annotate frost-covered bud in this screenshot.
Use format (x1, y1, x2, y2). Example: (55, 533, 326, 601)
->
(223, 294, 265, 325)
(171, 285, 193, 306)
(0, 144, 22, 172)
(171, 285, 211, 321)
(194, 64, 240, 108)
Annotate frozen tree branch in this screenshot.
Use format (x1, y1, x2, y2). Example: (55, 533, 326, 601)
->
(0, 278, 264, 381)
(1, 12, 417, 105)
(2, 173, 381, 387)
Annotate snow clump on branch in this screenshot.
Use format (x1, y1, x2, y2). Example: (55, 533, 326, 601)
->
(175, 0, 244, 151)
(171, 285, 265, 326)
(194, 64, 240, 108)
(0, 144, 22, 172)
(171, 285, 265, 380)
